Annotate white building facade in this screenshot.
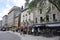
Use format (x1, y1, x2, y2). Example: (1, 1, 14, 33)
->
(21, 9, 33, 28)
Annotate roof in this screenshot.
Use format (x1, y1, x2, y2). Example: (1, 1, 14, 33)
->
(21, 8, 28, 13)
(8, 6, 20, 14)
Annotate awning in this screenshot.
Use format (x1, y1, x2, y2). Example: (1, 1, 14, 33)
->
(46, 23, 60, 27)
(28, 24, 45, 28)
(28, 24, 34, 28)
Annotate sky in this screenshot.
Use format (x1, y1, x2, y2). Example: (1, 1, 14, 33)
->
(0, 0, 25, 20)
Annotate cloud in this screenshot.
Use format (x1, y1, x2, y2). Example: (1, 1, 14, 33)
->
(6, 0, 25, 7)
(0, 0, 25, 20)
(13, 0, 25, 7)
(0, 4, 12, 20)
(0, 0, 3, 3)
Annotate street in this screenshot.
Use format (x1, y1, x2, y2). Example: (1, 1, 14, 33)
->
(0, 31, 60, 40)
(8, 31, 60, 40)
(0, 31, 21, 40)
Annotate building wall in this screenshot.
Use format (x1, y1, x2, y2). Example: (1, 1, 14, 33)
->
(2, 15, 8, 27)
(14, 7, 21, 29)
(32, 0, 60, 24)
(8, 6, 21, 31)
(14, 10, 20, 27)
(49, 4, 60, 22)
(21, 0, 50, 26)
(31, 0, 51, 24)
(21, 0, 60, 27)
(8, 11, 15, 27)
(14, 17, 19, 28)
(0, 20, 2, 28)
(21, 9, 33, 27)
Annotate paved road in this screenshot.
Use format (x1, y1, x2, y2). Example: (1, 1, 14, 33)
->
(9, 31, 60, 40)
(0, 31, 21, 40)
(0, 31, 60, 40)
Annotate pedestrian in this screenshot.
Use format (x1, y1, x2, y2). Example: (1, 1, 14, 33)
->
(32, 28, 34, 35)
(20, 29, 23, 35)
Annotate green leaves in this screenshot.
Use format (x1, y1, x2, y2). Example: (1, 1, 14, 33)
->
(28, 0, 37, 9)
(46, 6, 51, 14)
(49, 0, 60, 11)
(25, 0, 29, 3)
(25, 0, 60, 11)
(25, 0, 41, 9)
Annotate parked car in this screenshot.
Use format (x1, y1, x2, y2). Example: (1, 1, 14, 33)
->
(1, 28, 6, 31)
(1, 27, 6, 31)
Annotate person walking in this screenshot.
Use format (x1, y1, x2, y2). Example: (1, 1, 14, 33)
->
(32, 28, 34, 35)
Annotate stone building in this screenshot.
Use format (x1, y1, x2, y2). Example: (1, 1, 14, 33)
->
(21, 5, 34, 33)
(27, 0, 60, 25)
(8, 6, 21, 31)
(14, 6, 21, 31)
(21, 0, 60, 34)
(2, 15, 8, 27)
(2, 15, 8, 30)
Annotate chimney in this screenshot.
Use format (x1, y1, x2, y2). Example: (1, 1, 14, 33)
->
(21, 6, 23, 11)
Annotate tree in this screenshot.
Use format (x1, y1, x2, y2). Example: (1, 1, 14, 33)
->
(25, 0, 29, 7)
(25, 0, 60, 11)
(49, 0, 60, 11)
(28, 0, 41, 9)
(25, 0, 29, 4)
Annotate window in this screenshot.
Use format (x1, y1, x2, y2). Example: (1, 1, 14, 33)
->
(36, 18, 37, 23)
(46, 15, 49, 22)
(26, 14, 27, 16)
(23, 15, 24, 17)
(29, 12, 30, 15)
(53, 14, 56, 21)
(40, 9, 42, 14)
(23, 20, 24, 22)
(15, 11, 19, 17)
(29, 19, 30, 21)
(40, 17, 43, 22)
(26, 19, 27, 22)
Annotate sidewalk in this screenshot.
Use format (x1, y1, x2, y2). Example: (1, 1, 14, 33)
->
(8, 31, 60, 40)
